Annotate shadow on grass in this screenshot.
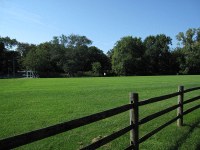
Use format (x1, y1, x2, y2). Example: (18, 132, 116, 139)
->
(169, 118, 200, 150)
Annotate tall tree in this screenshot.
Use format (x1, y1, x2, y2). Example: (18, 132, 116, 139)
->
(16, 42, 36, 70)
(23, 42, 55, 77)
(0, 36, 19, 76)
(112, 36, 145, 75)
(23, 48, 38, 72)
(67, 34, 92, 48)
(92, 62, 102, 76)
(51, 34, 92, 48)
(144, 34, 172, 74)
(176, 28, 200, 74)
(87, 46, 111, 72)
(0, 42, 5, 75)
(63, 45, 90, 76)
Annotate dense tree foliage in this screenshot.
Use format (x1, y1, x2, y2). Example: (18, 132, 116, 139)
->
(0, 36, 20, 77)
(175, 28, 200, 74)
(0, 28, 199, 77)
(112, 36, 145, 75)
(143, 34, 173, 75)
(92, 62, 102, 76)
(20, 34, 110, 77)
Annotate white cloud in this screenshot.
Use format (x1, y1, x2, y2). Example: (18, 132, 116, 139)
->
(0, 1, 62, 33)
(1, 6, 44, 26)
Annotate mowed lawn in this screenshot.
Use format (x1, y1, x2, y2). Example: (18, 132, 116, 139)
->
(0, 75, 200, 150)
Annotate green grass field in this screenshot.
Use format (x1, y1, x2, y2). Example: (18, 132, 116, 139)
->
(0, 75, 200, 150)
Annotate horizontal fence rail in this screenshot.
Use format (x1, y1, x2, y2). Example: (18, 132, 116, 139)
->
(183, 87, 200, 93)
(139, 104, 179, 125)
(139, 115, 180, 144)
(183, 95, 200, 105)
(138, 91, 180, 106)
(183, 104, 200, 115)
(0, 86, 199, 150)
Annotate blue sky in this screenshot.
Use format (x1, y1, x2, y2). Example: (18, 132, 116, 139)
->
(0, 0, 200, 53)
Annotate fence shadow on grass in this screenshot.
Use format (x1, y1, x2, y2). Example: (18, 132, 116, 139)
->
(169, 117, 200, 150)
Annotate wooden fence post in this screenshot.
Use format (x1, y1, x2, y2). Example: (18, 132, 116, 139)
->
(177, 86, 184, 126)
(130, 93, 139, 150)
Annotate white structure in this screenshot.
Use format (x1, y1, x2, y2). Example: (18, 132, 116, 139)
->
(26, 70, 35, 78)
(18, 70, 37, 78)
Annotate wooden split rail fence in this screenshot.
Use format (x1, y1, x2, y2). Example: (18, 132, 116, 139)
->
(0, 86, 200, 150)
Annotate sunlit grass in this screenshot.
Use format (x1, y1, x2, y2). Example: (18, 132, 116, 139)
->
(0, 75, 199, 149)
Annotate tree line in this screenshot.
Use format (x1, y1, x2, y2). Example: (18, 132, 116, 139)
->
(0, 34, 110, 77)
(0, 28, 200, 77)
